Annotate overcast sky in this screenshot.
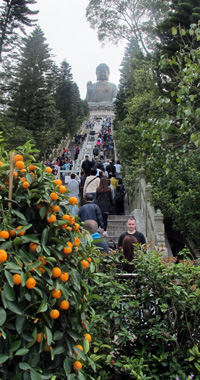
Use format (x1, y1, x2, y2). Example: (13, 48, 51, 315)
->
(35, 0, 126, 99)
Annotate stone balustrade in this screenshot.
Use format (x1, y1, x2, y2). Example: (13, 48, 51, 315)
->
(130, 167, 171, 255)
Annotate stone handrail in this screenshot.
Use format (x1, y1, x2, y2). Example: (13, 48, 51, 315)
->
(130, 167, 170, 255)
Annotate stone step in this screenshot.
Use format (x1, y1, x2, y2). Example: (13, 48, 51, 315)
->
(108, 215, 131, 222)
(107, 220, 129, 227)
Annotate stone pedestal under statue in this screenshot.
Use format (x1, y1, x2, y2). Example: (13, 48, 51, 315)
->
(86, 63, 118, 111)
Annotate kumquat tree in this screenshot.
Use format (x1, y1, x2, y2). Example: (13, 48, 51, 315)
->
(0, 139, 96, 380)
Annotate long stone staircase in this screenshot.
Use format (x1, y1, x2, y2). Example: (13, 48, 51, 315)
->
(56, 117, 171, 255)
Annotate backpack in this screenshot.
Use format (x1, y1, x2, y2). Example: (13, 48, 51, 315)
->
(115, 191, 123, 202)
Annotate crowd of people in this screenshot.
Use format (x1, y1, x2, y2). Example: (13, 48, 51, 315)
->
(43, 147, 74, 177)
(43, 115, 146, 271)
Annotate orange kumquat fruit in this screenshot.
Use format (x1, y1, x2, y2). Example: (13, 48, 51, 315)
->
(14, 154, 23, 162)
(15, 161, 25, 170)
(51, 288, 62, 298)
(52, 267, 61, 278)
(50, 192, 58, 201)
(73, 361, 82, 371)
(0, 231, 9, 239)
(47, 214, 56, 223)
(45, 167, 52, 173)
(59, 185, 66, 194)
(84, 333, 91, 342)
(26, 277, 36, 289)
(13, 274, 21, 285)
(68, 197, 78, 205)
(59, 300, 69, 310)
(60, 272, 69, 282)
(50, 309, 60, 319)
(0, 250, 7, 263)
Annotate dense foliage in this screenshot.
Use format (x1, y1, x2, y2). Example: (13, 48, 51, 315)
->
(88, 248, 200, 379)
(114, 24, 200, 248)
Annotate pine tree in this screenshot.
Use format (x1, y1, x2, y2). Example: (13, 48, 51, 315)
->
(157, 0, 200, 55)
(0, 0, 38, 61)
(7, 26, 63, 155)
(54, 60, 86, 137)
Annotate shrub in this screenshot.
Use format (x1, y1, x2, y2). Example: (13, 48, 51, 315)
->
(88, 247, 200, 379)
(0, 141, 97, 380)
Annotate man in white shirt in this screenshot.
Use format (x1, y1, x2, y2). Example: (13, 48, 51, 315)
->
(114, 160, 121, 173)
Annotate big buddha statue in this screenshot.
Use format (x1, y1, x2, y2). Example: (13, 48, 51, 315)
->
(86, 63, 118, 110)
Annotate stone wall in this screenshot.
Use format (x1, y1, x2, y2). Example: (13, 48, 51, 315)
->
(129, 167, 172, 256)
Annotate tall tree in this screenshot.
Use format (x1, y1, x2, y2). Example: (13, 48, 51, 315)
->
(0, 0, 38, 61)
(54, 60, 87, 137)
(114, 24, 200, 246)
(157, 0, 200, 55)
(115, 39, 143, 121)
(7, 26, 63, 154)
(86, 0, 170, 54)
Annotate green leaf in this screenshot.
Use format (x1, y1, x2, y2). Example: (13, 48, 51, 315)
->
(15, 348, 29, 356)
(88, 357, 96, 372)
(1, 291, 8, 308)
(63, 357, 71, 375)
(16, 316, 26, 334)
(41, 228, 48, 246)
(0, 354, 9, 364)
(43, 246, 51, 255)
(39, 207, 48, 220)
(81, 280, 89, 293)
(83, 338, 90, 354)
(12, 210, 26, 221)
(54, 345, 66, 355)
(5, 270, 14, 287)
(54, 331, 63, 340)
(7, 301, 23, 315)
(4, 283, 15, 301)
(26, 173, 33, 184)
(10, 340, 21, 352)
(21, 271, 26, 287)
(0, 307, 6, 326)
(71, 270, 81, 290)
(30, 371, 43, 380)
(78, 373, 86, 380)
(45, 326, 53, 346)
(36, 300, 48, 314)
(19, 362, 31, 370)
(172, 26, 177, 35)
(50, 346, 55, 361)
(21, 235, 39, 244)
(67, 329, 81, 340)
(0, 241, 13, 250)
(73, 347, 86, 360)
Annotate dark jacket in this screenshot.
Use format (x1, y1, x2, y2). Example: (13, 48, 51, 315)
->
(78, 202, 104, 228)
(96, 190, 113, 213)
(106, 164, 116, 175)
(81, 160, 93, 176)
(93, 147, 99, 156)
